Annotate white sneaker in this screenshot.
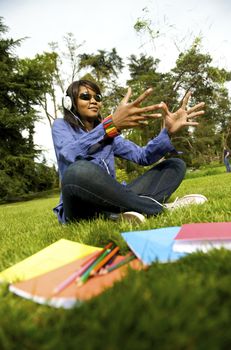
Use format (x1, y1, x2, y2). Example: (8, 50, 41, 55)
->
(120, 211, 146, 224)
(164, 194, 208, 210)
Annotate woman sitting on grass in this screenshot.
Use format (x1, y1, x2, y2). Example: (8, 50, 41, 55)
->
(52, 79, 205, 224)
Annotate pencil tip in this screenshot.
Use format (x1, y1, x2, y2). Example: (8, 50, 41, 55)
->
(76, 280, 83, 287)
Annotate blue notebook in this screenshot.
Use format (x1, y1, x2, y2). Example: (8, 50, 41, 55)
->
(121, 226, 185, 265)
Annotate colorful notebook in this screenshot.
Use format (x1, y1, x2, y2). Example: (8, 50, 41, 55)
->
(172, 222, 231, 253)
(0, 239, 101, 283)
(9, 254, 142, 309)
(121, 226, 184, 265)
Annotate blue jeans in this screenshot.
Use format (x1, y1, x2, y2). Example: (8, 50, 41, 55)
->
(62, 158, 186, 221)
(224, 158, 231, 172)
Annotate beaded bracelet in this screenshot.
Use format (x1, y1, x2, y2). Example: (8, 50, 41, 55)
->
(102, 115, 120, 138)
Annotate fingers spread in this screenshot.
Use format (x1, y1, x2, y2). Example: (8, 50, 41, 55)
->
(138, 120, 149, 126)
(127, 113, 162, 127)
(186, 121, 199, 127)
(187, 110, 205, 119)
(137, 103, 163, 114)
(159, 101, 169, 114)
(132, 88, 153, 106)
(187, 102, 205, 114)
(120, 87, 132, 105)
(182, 91, 192, 109)
(145, 113, 162, 119)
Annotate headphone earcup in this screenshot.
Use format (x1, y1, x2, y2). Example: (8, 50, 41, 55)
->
(63, 95, 72, 111)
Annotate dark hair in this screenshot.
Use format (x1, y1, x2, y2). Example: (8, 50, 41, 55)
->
(63, 79, 102, 129)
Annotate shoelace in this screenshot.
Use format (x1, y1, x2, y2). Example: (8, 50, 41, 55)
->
(164, 197, 179, 209)
(139, 195, 178, 209)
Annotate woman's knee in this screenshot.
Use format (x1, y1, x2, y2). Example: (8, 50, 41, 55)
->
(62, 160, 98, 186)
(165, 158, 186, 173)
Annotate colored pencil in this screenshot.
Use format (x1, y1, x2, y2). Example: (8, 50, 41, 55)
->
(80, 249, 102, 267)
(53, 242, 113, 295)
(76, 249, 112, 286)
(100, 254, 136, 274)
(52, 253, 99, 295)
(90, 246, 120, 276)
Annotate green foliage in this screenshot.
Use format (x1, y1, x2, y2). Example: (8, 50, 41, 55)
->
(115, 167, 129, 184)
(1, 17, 231, 207)
(168, 39, 231, 164)
(0, 18, 58, 202)
(79, 48, 124, 90)
(41, 26, 231, 173)
(16, 52, 58, 101)
(1, 18, 230, 348)
(0, 156, 58, 202)
(120, 38, 231, 170)
(185, 164, 225, 179)
(0, 173, 231, 349)
(133, 7, 162, 42)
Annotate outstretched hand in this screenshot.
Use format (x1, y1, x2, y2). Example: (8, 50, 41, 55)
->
(112, 87, 162, 131)
(161, 92, 205, 134)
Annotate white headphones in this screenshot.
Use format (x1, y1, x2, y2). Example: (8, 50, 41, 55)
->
(62, 94, 85, 128)
(62, 95, 72, 111)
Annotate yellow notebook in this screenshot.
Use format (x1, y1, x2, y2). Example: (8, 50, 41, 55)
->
(0, 239, 101, 283)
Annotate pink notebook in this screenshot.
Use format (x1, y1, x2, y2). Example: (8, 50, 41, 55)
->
(173, 222, 231, 253)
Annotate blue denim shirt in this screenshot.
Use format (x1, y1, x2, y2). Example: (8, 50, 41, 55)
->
(52, 118, 176, 223)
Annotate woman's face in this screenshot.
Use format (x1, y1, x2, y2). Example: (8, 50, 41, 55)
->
(76, 85, 102, 121)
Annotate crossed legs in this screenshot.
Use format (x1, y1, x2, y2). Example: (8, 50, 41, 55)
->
(62, 158, 186, 221)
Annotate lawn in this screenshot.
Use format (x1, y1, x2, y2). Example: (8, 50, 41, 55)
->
(0, 169, 231, 350)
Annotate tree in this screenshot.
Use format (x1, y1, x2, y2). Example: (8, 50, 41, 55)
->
(123, 37, 231, 168)
(79, 48, 124, 90)
(47, 33, 86, 122)
(0, 18, 58, 201)
(170, 38, 231, 165)
(132, 8, 231, 167)
(126, 54, 169, 139)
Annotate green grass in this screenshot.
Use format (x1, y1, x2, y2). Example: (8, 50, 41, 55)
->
(1, 171, 231, 349)
(185, 164, 226, 179)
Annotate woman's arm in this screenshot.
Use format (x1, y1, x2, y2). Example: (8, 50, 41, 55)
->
(52, 119, 106, 164)
(113, 128, 175, 165)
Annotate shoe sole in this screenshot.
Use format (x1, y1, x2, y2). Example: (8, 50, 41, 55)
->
(121, 211, 146, 224)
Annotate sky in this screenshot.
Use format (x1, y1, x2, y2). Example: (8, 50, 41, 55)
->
(1, 0, 231, 165)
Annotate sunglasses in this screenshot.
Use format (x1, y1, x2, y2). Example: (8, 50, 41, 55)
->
(78, 92, 102, 102)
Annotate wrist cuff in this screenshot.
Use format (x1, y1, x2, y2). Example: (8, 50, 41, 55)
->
(102, 115, 120, 138)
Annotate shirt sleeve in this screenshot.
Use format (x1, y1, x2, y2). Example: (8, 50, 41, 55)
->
(113, 128, 176, 165)
(52, 119, 106, 165)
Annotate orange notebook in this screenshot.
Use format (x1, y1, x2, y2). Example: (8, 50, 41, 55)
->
(9, 253, 142, 309)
